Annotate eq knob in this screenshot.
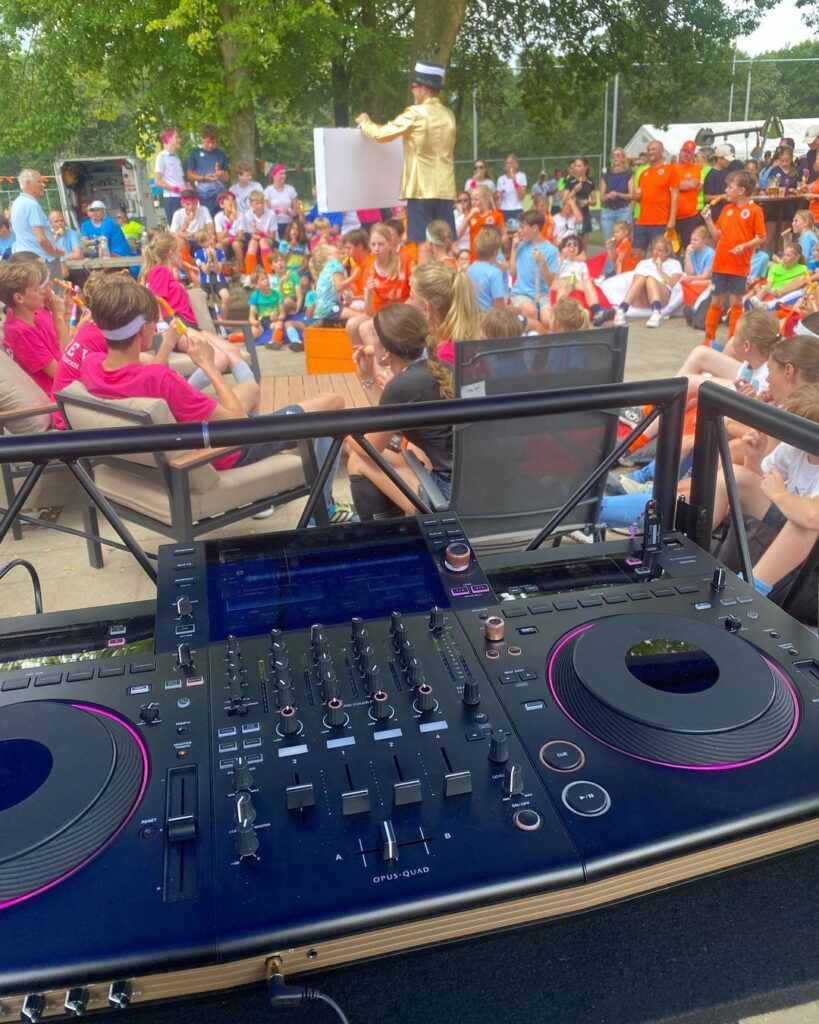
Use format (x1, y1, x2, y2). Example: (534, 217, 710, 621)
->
(372, 691, 391, 720)
(407, 657, 426, 688)
(429, 606, 445, 633)
(139, 702, 160, 726)
(363, 664, 381, 695)
(444, 541, 471, 572)
(280, 705, 300, 735)
(226, 634, 242, 659)
(233, 757, 253, 791)
(64, 988, 88, 1017)
(390, 610, 403, 633)
(503, 763, 524, 796)
(321, 668, 340, 700)
(277, 680, 296, 709)
(174, 595, 192, 618)
(416, 683, 435, 712)
(489, 728, 510, 764)
(351, 616, 365, 640)
(269, 627, 284, 649)
(399, 638, 416, 668)
(360, 645, 377, 674)
(462, 677, 481, 706)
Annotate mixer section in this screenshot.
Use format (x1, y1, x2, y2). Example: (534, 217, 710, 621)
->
(206, 604, 584, 953)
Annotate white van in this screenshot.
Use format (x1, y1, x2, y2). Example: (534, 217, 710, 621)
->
(53, 156, 162, 232)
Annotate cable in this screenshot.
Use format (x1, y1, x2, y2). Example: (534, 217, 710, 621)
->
(0, 558, 44, 614)
(267, 962, 351, 1024)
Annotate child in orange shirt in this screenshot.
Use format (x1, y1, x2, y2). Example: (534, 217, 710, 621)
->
(466, 186, 505, 260)
(603, 219, 636, 276)
(701, 170, 766, 349)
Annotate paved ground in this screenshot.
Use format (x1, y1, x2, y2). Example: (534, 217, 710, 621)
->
(4, 315, 819, 1023)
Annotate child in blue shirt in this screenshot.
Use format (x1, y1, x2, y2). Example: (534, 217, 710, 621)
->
(791, 210, 818, 266)
(308, 244, 356, 324)
(466, 225, 507, 309)
(193, 230, 230, 321)
(509, 209, 559, 330)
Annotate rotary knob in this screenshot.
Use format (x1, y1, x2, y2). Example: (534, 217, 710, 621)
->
(503, 763, 524, 796)
(360, 645, 377, 674)
(724, 614, 742, 633)
(233, 756, 253, 791)
(277, 680, 296, 708)
(363, 664, 381, 695)
(351, 616, 365, 639)
(310, 623, 325, 646)
(64, 988, 88, 1017)
(462, 677, 481, 706)
(372, 691, 391, 720)
(226, 634, 242, 659)
(327, 697, 346, 728)
(484, 616, 505, 642)
(234, 792, 259, 860)
(174, 595, 192, 618)
(444, 541, 471, 572)
(139, 702, 160, 726)
(176, 642, 193, 670)
(269, 627, 284, 649)
(429, 606, 445, 632)
(321, 667, 340, 700)
(399, 638, 415, 667)
(489, 728, 510, 764)
(354, 627, 369, 654)
(416, 683, 435, 713)
(407, 657, 426, 687)
(280, 705, 299, 735)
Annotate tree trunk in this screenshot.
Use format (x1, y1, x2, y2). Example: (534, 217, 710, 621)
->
(331, 57, 351, 126)
(411, 0, 466, 72)
(217, 2, 259, 166)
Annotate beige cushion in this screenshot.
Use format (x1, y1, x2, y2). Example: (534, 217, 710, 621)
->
(57, 381, 307, 524)
(0, 345, 52, 434)
(188, 287, 217, 333)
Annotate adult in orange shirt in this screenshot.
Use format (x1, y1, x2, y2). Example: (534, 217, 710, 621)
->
(701, 169, 767, 349)
(675, 140, 703, 249)
(632, 139, 679, 257)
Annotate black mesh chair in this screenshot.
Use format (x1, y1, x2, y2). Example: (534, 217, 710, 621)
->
(406, 326, 628, 553)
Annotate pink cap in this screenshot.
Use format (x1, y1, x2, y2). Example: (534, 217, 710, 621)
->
(271, 164, 286, 177)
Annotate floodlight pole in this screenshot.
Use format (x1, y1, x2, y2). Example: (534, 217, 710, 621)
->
(611, 73, 620, 150)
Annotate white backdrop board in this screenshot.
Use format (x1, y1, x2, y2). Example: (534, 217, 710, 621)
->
(314, 128, 405, 212)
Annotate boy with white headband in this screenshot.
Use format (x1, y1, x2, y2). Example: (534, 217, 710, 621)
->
(79, 276, 353, 521)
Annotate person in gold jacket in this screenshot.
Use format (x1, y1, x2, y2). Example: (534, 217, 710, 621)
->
(356, 61, 456, 260)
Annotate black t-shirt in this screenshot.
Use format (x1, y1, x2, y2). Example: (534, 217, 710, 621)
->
(379, 361, 452, 478)
(564, 175, 595, 206)
(703, 167, 730, 218)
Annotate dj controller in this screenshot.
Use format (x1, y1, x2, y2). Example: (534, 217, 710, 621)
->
(2, 514, 819, 1021)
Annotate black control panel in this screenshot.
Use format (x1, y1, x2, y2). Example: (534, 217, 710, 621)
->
(2, 518, 819, 1016)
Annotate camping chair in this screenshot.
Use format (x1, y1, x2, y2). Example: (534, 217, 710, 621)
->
(55, 382, 316, 571)
(405, 326, 628, 553)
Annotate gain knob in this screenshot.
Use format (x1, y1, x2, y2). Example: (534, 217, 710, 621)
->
(351, 616, 365, 640)
(429, 606, 445, 633)
(64, 988, 88, 1017)
(327, 697, 346, 728)
(462, 677, 481, 706)
(489, 728, 510, 764)
(372, 690, 391, 720)
(280, 705, 299, 735)
(310, 623, 325, 645)
(444, 541, 471, 573)
(416, 683, 435, 712)
(233, 756, 253, 791)
(321, 668, 340, 700)
(503, 763, 524, 796)
(363, 664, 381, 695)
(138, 702, 160, 726)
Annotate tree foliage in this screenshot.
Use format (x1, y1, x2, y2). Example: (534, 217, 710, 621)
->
(0, 0, 810, 181)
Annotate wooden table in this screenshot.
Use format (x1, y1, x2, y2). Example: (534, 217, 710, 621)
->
(753, 194, 808, 254)
(260, 372, 379, 414)
(65, 255, 142, 271)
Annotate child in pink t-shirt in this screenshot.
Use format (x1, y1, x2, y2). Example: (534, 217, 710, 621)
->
(139, 232, 236, 371)
(0, 259, 68, 398)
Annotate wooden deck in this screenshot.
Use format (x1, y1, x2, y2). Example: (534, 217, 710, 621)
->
(260, 373, 379, 414)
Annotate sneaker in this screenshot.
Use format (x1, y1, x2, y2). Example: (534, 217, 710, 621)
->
(749, 295, 767, 311)
(682, 304, 694, 326)
(265, 340, 284, 350)
(646, 309, 663, 328)
(327, 500, 354, 524)
(613, 307, 627, 326)
(592, 308, 613, 327)
(286, 341, 305, 353)
(252, 506, 275, 520)
(241, 274, 252, 289)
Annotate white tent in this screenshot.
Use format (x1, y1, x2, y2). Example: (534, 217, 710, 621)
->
(623, 119, 818, 161)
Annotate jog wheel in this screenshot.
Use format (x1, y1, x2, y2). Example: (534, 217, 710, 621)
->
(547, 614, 798, 769)
(0, 701, 149, 908)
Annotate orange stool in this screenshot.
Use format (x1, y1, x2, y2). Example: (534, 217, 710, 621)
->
(304, 326, 354, 374)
